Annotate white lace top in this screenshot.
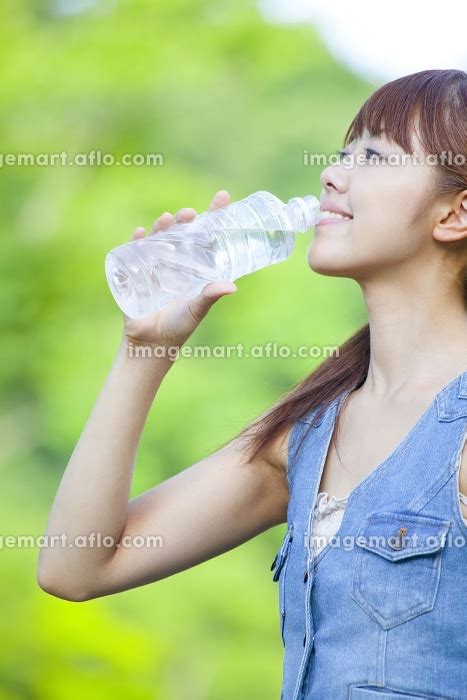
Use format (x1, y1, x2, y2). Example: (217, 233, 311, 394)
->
(311, 490, 467, 557)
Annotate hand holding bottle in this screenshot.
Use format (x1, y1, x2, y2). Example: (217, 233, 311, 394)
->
(107, 189, 320, 325)
(122, 190, 237, 349)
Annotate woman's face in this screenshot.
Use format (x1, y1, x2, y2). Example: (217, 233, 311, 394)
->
(308, 127, 439, 282)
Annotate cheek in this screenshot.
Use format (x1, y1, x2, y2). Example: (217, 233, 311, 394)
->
(353, 165, 416, 211)
(350, 170, 425, 250)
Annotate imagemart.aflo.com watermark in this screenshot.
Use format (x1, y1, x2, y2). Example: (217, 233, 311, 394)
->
(126, 340, 341, 361)
(303, 149, 467, 169)
(0, 150, 164, 168)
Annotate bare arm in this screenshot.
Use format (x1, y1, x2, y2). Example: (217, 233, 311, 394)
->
(37, 190, 290, 602)
(37, 335, 290, 602)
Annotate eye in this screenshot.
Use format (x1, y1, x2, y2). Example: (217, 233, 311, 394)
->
(336, 149, 350, 160)
(365, 148, 384, 162)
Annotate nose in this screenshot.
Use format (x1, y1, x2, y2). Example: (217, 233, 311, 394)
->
(319, 162, 349, 195)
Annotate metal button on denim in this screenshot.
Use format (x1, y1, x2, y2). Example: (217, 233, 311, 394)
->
(388, 526, 408, 550)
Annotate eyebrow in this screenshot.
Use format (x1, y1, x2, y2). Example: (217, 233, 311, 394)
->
(350, 131, 387, 144)
(366, 130, 386, 138)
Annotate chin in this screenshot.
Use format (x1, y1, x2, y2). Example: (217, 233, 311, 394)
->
(307, 264, 350, 279)
(307, 247, 352, 277)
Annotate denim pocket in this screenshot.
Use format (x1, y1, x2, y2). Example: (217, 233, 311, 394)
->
(271, 524, 294, 646)
(350, 512, 451, 630)
(348, 683, 449, 698)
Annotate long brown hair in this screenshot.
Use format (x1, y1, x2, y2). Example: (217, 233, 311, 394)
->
(229, 69, 467, 468)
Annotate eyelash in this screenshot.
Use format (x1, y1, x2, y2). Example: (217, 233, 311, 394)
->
(337, 148, 382, 160)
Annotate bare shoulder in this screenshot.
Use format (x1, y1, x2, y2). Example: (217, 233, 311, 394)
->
(238, 420, 294, 511)
(264, 423, 293, 475)
(239, 421, 294, 524)
(224, 419, 294, 506)
(236, 419, 293, 475)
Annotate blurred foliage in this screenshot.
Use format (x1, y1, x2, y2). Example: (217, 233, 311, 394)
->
(0, 0, 373, 697)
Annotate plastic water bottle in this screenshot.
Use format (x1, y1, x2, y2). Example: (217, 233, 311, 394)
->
(105, 190, 321, 319)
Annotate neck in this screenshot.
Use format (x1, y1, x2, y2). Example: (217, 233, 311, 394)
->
(360, 277, 466, 399)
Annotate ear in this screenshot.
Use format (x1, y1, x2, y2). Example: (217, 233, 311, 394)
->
(433, 190, 467, 243)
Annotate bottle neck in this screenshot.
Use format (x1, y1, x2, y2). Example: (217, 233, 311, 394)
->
(285, 194, 320, 232)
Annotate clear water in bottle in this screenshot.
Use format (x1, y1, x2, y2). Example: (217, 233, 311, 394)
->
(105, 190, 320, 319)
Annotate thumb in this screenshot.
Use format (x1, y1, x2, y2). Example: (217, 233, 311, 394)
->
(202, 279, 237, 300)
(186, 279, 237, 323)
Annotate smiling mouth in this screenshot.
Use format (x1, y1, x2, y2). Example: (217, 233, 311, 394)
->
(316, 210, 353, 225)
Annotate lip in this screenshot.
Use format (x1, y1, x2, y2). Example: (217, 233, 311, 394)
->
(319, 202, 353, 219)
(315, 218, 351, 227)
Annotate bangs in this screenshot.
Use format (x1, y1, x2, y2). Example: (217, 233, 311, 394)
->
(343, 69, 467, 158)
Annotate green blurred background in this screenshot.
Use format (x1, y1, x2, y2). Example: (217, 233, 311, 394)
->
(0, 0, 373, 697)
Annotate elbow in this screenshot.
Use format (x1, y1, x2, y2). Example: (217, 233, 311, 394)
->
(36, 564, 92, 603)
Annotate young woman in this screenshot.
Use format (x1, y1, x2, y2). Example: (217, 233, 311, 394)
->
(38, 69, 467, 699)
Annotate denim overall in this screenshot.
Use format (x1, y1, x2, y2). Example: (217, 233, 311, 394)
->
(271, 370, 467, 699)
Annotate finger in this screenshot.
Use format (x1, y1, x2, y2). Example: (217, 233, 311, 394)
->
(202, 279, 237, 299)
(186, 279, 237, 324)
(208, 189, 230, 211)
(151, 212, 173, 233)
(132, 226, 146, 240)
(173, 207, 197, 223)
